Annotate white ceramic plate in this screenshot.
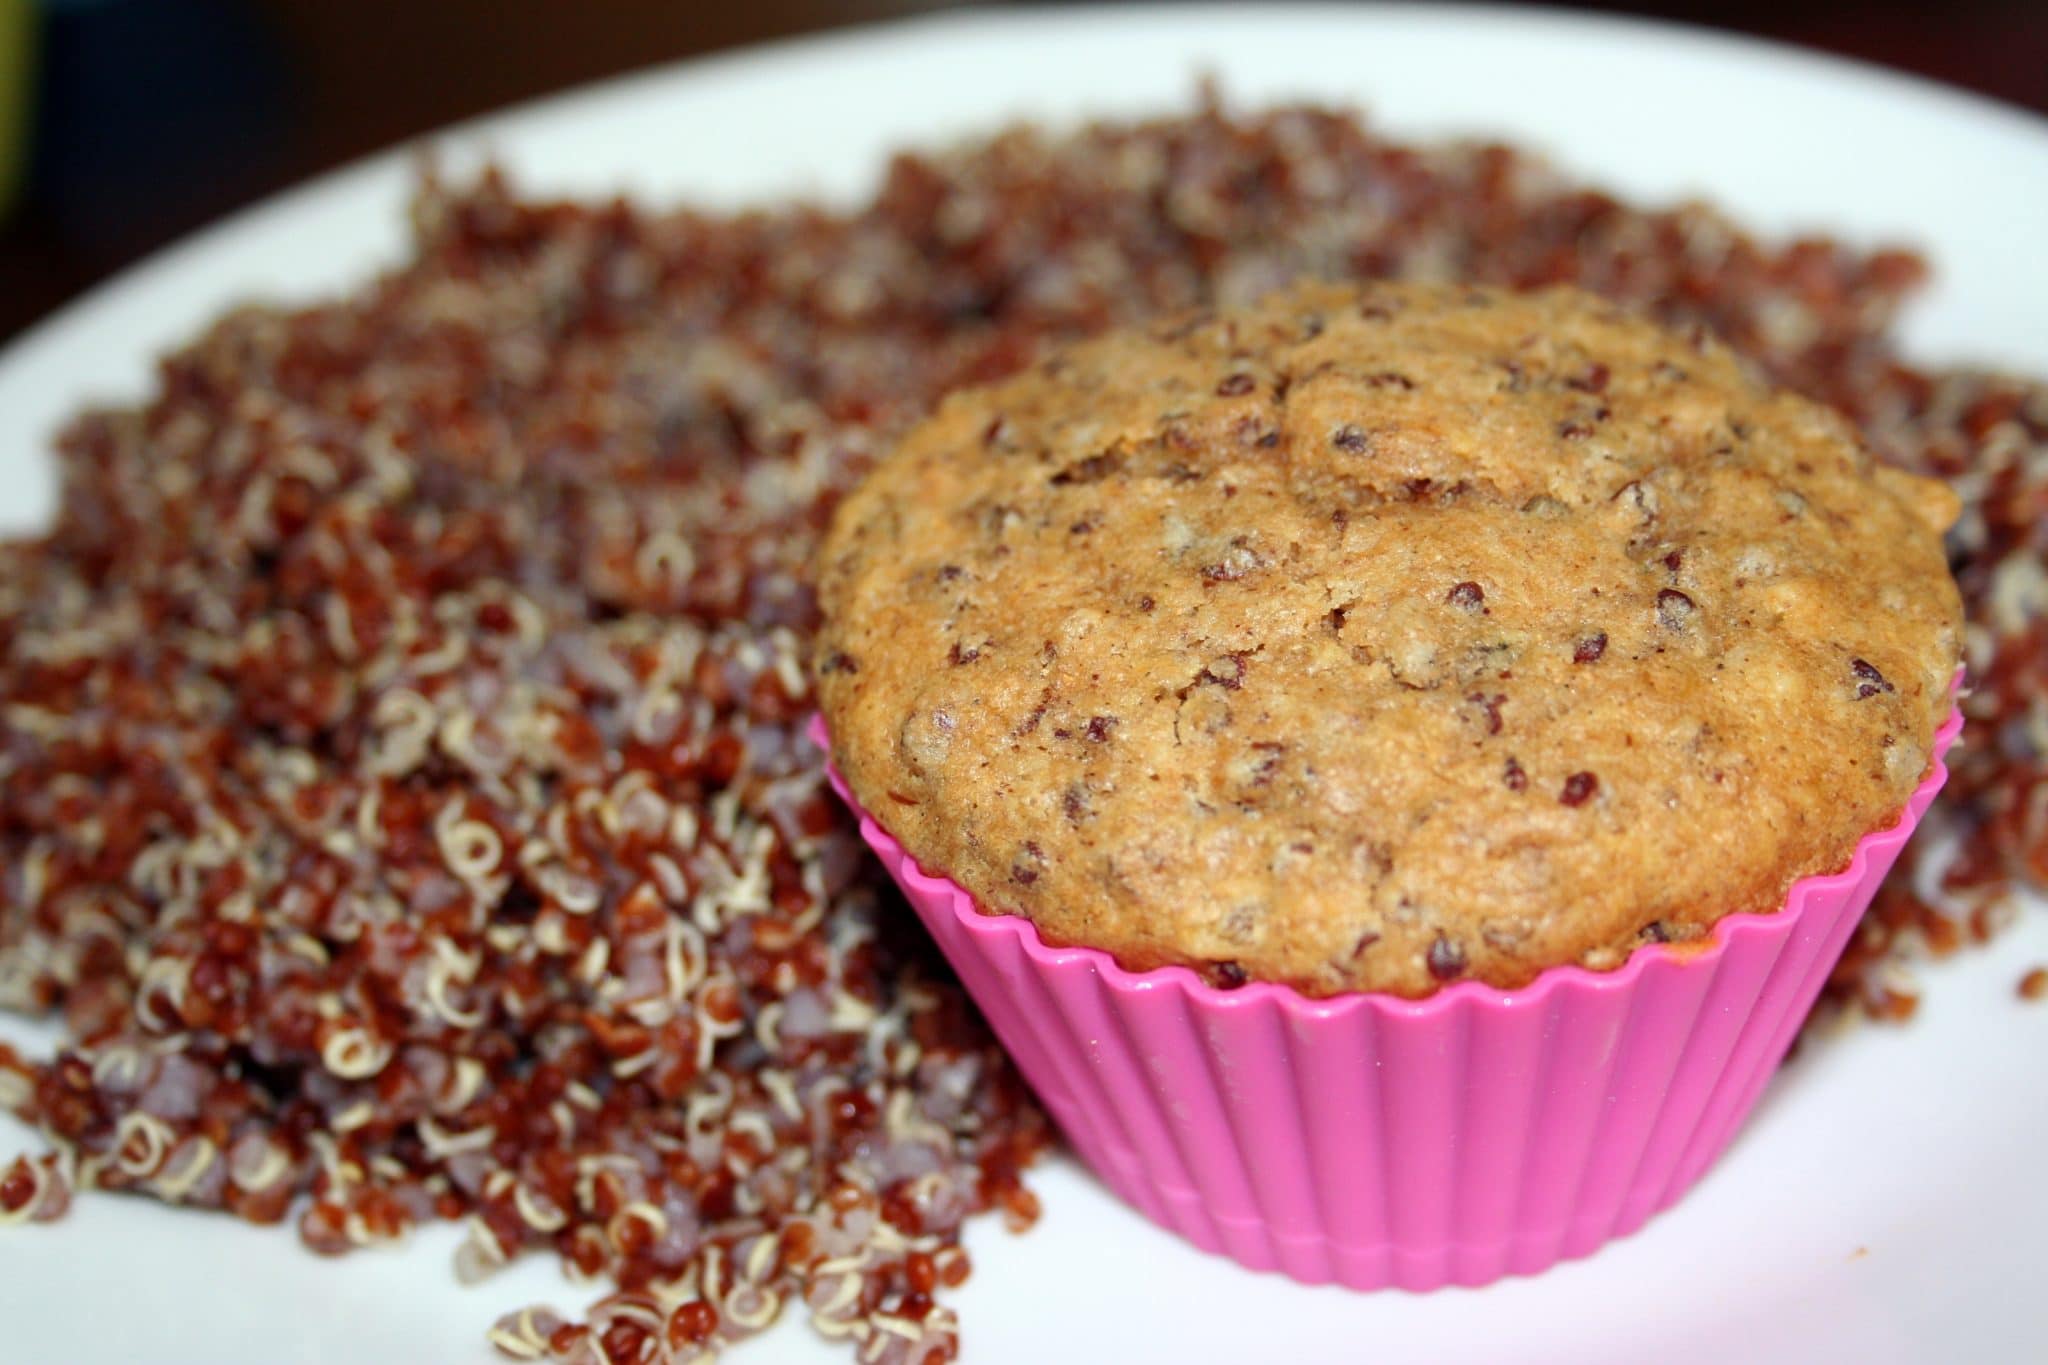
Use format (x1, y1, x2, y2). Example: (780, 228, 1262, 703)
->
(3, 6, 2046, 1362)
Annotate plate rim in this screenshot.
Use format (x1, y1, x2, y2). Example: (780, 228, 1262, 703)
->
(2, 6, 2046, 1363)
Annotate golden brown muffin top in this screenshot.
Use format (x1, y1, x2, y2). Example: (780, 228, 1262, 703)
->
(815, 282, 1962, 998)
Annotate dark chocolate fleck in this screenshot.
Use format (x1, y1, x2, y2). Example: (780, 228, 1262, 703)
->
(1010, 841, 1045, 885)
(1560, 771, 1600, 807)
(1656, 588, 1696, 630)
(1851, 657, 1894, 699)
(1212, 961, 1249, 990)
(1331, 424, 1370, 453)
(1049, 451, 1121, 486)
(1567, 362, 1611, 394)
(1426, 934, 1468, 982)
(1503, 756, 1528, 791)
(1199, 538, 1262, 583)
(1573, 632, 1608, 664)
(1447, 580, 1486, 611)
(1245, 741, 1285, 786)
(1199, 654, 1247, 690)
(1083, 715, 1117, 742)
(1013, 689, 1051, 737)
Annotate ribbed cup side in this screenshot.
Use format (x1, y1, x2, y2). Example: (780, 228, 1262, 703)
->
(822, 705, 1957, 1292)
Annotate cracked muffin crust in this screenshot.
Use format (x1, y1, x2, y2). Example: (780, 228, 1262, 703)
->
(815, 281, 1963, 998)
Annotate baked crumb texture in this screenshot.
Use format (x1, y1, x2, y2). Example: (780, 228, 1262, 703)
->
(818, 281, 1962, 998)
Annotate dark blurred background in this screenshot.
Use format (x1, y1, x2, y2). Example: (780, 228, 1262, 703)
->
(0, 0, 2042, 347)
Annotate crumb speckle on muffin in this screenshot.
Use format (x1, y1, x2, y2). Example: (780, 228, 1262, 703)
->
(816, 281, 1963, 997)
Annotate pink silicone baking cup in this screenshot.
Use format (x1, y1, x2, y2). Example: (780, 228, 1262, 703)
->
(812, 705, 1959, 1291)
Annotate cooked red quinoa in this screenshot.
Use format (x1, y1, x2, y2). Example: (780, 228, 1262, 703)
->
(1, 97, 2043, 1360)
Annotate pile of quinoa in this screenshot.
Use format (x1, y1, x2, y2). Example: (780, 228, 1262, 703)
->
(1, 97, 2043, 1362)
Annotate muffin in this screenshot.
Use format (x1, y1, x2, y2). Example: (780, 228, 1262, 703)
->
(813, 281, 1963, 1288)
